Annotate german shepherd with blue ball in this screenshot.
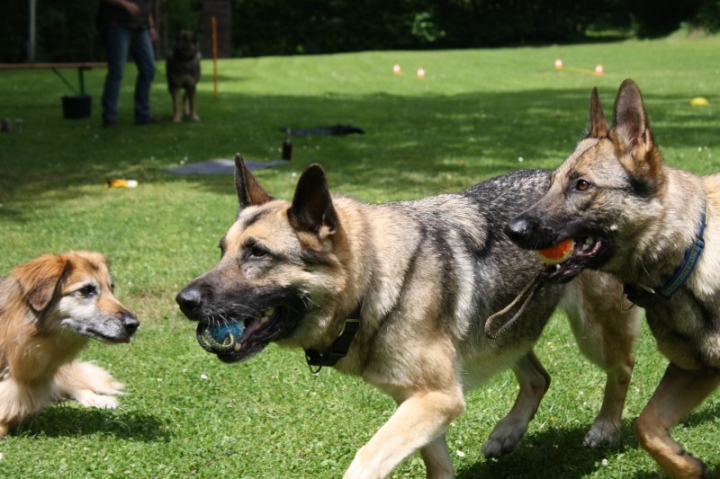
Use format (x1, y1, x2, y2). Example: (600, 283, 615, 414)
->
(507, 79, 720, 478)
(176, 154, 640, 478)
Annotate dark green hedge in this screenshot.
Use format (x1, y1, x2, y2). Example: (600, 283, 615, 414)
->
(0, 0, 707, 62)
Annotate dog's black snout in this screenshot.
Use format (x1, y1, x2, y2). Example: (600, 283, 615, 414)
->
(122, 312, 140, 336)
(506, 216, 534, 241)
(506, 212, 562, 250)
(176, 286, 203, 319)
(505, 213, 555, 249)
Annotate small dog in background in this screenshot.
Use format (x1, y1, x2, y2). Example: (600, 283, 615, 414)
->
(166, 29, 201, 123)
(0, 251, 139, 437)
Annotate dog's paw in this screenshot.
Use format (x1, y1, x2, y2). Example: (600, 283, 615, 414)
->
(78, 362, 124, 396)
(191, 114, 200, 122)
(481, 422, 526, 458)
(481, 435, 520, 458)
(583, 418, 621, 447)
(73, 390, 120, 409)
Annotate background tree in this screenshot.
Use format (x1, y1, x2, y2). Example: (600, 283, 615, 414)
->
(0, 0, 714, 62)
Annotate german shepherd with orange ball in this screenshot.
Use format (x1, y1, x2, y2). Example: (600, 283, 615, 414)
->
(508, 79, 720, 478)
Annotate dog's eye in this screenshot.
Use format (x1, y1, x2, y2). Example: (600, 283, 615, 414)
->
(78, 284, 98, 297)
(249, 246, 268, 259)
(242, 239, 270, 260)
(576, 179, 591, 191)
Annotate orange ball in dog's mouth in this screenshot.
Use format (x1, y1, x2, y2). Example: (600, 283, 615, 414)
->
(535, 238, 575, 265)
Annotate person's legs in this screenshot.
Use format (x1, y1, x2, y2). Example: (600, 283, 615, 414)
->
(129, 29, 156, 123)
(101, 27, 132, 125)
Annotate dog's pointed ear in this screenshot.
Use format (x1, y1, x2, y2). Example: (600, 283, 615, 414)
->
(611, 79, 655, 154)
(289, 164, 338, 234)
(234, 153, 273, 209)
(13, 254, 70, 312)
(611, 79, 665, 190)
(587, 87, 609, 138)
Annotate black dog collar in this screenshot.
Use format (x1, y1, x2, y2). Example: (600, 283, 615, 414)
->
(305, 303, 361, 374)
(625, 203, 707, 306)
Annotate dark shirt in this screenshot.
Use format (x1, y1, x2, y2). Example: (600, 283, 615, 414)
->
(96, 0, 151, 30)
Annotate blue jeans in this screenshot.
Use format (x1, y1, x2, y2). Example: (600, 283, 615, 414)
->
(101, 26, 156, 123)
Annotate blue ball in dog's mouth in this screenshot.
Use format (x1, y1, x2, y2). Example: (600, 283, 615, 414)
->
(197, 321, 245, 353)
(211, 322, 244, 345)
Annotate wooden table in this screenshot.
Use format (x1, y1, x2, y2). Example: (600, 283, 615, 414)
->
(0, 62, 107, 96)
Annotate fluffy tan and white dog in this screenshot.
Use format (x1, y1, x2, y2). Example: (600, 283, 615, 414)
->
(0, 251, 139, 437)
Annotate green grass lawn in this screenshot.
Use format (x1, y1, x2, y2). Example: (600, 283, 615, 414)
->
(2, 33, 720, 477)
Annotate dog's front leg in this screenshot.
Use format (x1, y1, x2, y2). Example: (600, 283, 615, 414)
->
(186, 86, 199, 121)
(53, 361, 123, 409)
(562, 270, 640, 447)
(343, 388, 464, 479)
(171, 89, 182, 122)
(635, 363, 720, 478)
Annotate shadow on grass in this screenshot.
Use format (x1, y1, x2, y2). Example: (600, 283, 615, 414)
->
(457, 400, 720, 479)
(684, 396, 720, 428)
(1, 86, 717, 221)
(457, 422, 638, 479)
(15, 405, 168, 443)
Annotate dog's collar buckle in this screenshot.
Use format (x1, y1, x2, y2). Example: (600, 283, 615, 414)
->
(624, 203, 707, 306)
(305, 318, 360, 374)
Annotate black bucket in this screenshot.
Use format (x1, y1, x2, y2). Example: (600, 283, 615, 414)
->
(61, 95, 92, 119)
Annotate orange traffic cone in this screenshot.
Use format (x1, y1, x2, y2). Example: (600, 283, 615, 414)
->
(417, 67, 425, 78)
(393, 63, 401, 75)
(595, 64, 604, 76)
(555, 58, 563, 70)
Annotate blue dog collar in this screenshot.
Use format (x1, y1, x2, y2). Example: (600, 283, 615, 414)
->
(624, 202, 707, 305)
(658, 203, 707, 298)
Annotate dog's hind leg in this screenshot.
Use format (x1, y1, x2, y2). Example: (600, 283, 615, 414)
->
(0, 378, 52, 438)
(53, 361, 123, 409)
(481, 351, 550, 458)
(561, 270, 640, 446)
(635, 364, 720, 478)
(420, 434, 454, 479)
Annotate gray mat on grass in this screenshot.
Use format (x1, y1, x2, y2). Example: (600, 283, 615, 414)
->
(165, 159, 288, 175)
